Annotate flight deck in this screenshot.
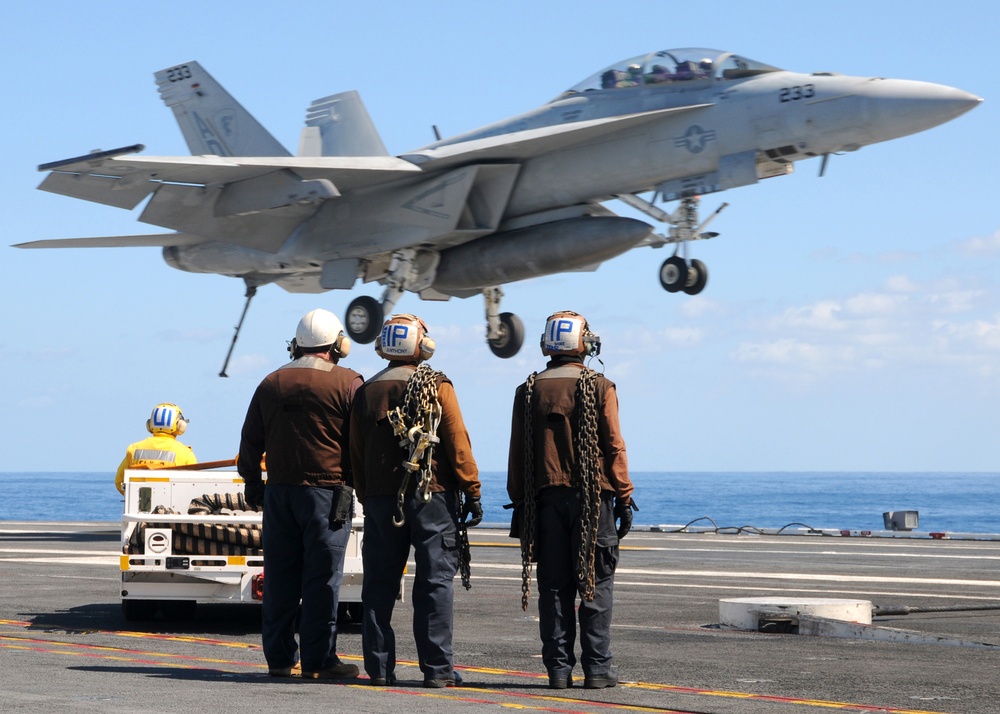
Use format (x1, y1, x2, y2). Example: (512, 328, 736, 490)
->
(2, 522, 999, 713)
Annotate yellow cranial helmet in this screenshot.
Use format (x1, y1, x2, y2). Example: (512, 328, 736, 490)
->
(540, 310, 601, 357)
(375, 314, 436, 362)
(146, 403, 188, 436)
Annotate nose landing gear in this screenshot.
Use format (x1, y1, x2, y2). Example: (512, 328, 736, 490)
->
(616, 193, 726, 297)
(659, 256, 708, 295)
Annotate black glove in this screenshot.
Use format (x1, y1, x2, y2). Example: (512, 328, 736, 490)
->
(462, 496, 483, 528)
(244, 479, 265, 511)
(614, 498, 635, 540)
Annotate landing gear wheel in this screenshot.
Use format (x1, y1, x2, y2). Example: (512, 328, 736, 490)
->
(345, 296, 383, 344)
(122, 599, 159, 623)
(488, 312, 524, 359)
(683, 259, 708, 295)
(659, 256, 689, 293)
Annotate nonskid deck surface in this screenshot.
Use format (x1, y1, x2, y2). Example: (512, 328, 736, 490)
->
(2, 522, 999, 713)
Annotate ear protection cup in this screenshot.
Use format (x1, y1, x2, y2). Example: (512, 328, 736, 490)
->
(335, 333, 351, 358)
(145, 418, 154, 434)
(419, 335, 435, 361)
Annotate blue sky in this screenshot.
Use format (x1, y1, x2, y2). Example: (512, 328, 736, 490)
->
(1, 1, 997, 474)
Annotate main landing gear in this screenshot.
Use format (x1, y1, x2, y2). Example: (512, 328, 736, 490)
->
(484, 287, 524, 358)
(616, 193, 727, 297)
(342, 250, 525, 359)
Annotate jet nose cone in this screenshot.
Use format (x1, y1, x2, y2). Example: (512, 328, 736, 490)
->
(863, 79, 982, 142)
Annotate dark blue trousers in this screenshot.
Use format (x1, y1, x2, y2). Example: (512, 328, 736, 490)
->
(535, 487, 619, 678)
(261, 484, 350, 672)
(361, 492, 459, 681)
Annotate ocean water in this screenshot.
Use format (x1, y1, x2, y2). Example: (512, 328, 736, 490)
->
(2, 471, 1000, 534)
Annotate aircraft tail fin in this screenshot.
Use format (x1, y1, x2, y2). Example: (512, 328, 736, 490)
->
(155, 62, 291, 157)
(298, 91, 389, 157)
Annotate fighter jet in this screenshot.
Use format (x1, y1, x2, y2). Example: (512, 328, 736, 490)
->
(18, 48, 980, 366)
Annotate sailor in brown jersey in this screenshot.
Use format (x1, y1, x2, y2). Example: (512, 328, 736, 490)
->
(238, 309, 362, 680)
(350, 314, 482, 688)
(507, 311, 636, 691)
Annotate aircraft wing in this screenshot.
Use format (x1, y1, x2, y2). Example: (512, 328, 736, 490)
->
(14, 233, 202, 249)
(37, 145, 422, 210)
(401, 104, 713, 169)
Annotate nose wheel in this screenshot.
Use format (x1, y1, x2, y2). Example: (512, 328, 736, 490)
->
(659, 256, 708, 295)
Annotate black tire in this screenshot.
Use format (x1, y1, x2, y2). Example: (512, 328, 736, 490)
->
(160, 600, 198, 622)
(488, 312, 524, 359)
(659, 256, 689, 293)
(344, 296, 384, 344)
(122, 599, 159, 623)
(683, 259, 709, 295)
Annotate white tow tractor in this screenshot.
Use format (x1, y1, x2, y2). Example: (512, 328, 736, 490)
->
(120, 467, 365, 622)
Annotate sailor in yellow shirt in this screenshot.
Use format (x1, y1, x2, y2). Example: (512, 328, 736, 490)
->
(115, 403, 197, 495)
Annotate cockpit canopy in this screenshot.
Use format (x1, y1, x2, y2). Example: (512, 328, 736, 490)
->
(559, 48, 782, 98)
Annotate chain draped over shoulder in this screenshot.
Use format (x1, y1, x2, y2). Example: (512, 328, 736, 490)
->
(518, 366, 603, 609)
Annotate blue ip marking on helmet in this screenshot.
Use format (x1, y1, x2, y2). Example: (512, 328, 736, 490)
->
(152, 407, 175, 429)
(385, 324, 410, 346)
(550, 319, 575, 342)
(380, 323, 415, 355)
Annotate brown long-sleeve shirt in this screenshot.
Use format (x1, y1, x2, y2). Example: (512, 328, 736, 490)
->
(238, 356, 363, 488)
(507, 360, 633, 504)
(350, 363, 480, 504)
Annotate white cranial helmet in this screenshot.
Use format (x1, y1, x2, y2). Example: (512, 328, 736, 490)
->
(375, 314, 436, 362)
(290, 309, 351, 358)
(541, 310, 601, 357)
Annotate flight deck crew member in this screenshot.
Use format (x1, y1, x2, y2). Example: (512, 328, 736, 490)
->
(238, 309, 362, 680)
(115, 403, 196, 495)
(350, 314, 483, 688)
(507, 311, 635, 690)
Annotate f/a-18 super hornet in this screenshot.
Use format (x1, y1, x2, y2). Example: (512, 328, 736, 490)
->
(19, 49, 980, 368)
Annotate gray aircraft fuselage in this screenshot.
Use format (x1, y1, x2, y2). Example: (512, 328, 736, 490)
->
(21, 48, 981, 358)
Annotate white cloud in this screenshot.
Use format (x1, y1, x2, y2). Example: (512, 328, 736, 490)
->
(724, 271, 1000, 386)
(956, 230, 1000, 257)
(934, 314, 1000, 351)
(679, 296, 724, 318)
(885, 275, 919, 293)
(662, 326, 704, 347)
(844, 292, 907, 317)
(771, 300, 846, 331)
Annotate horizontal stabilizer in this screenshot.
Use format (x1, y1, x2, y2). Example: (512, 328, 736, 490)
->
(14, 233, 202, 249)
(35, 152, 422, 209)
(38, 145, 145, 172)
(403, 103, 713, 169)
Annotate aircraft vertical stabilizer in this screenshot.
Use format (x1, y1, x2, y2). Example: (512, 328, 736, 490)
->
(299, 91, 389, 157)
(155, 62, 291, 157)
